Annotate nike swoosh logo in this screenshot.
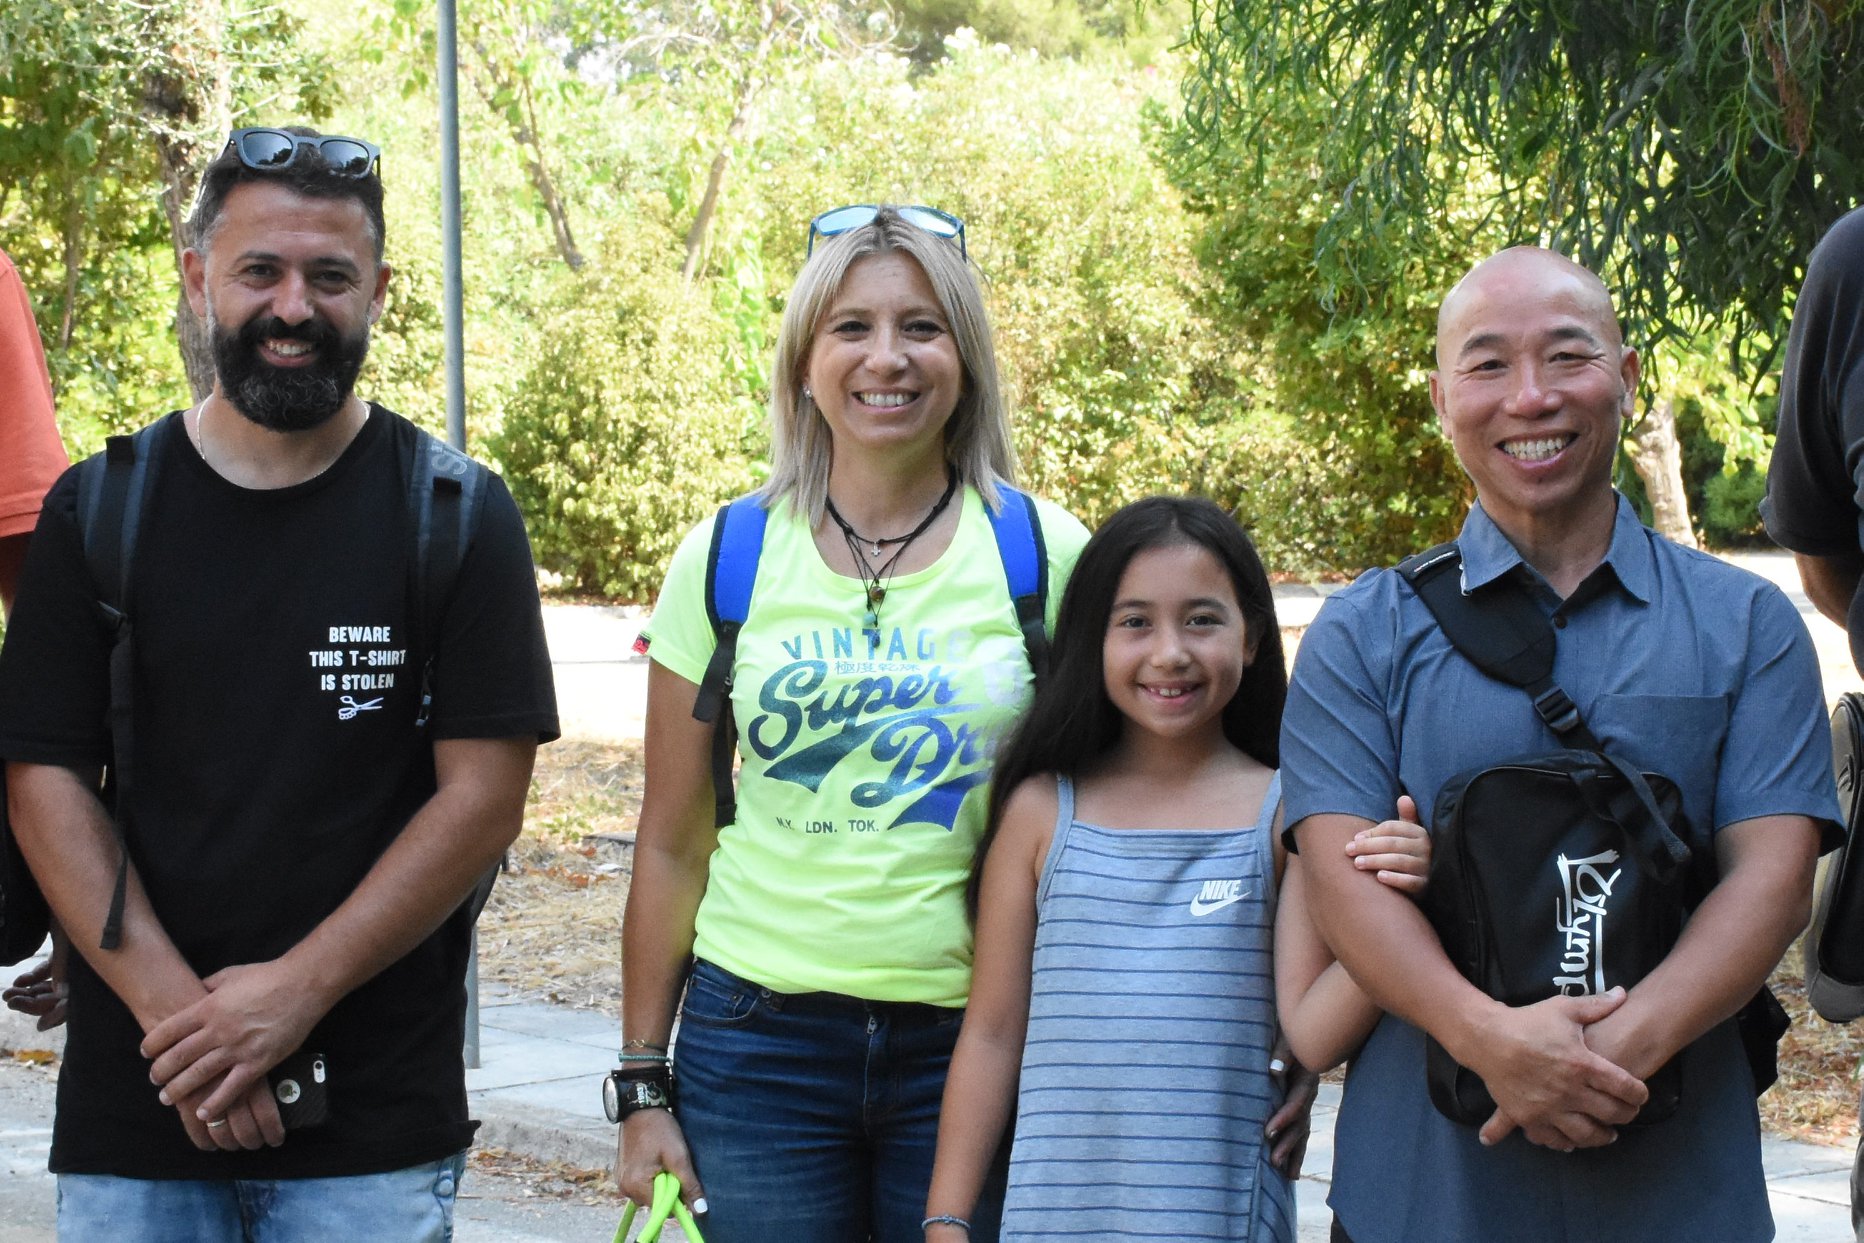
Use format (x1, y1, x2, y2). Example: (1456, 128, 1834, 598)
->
(1189, 890, 1250, 917)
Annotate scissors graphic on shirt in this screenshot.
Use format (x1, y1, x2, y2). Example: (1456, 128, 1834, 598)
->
(338, 696, 385, 721)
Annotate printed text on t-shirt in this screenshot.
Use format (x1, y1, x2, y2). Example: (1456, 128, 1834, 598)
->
(308, 623, 406, 710)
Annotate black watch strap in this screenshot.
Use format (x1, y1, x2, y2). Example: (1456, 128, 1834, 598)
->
(604, 1070, 674, 1123)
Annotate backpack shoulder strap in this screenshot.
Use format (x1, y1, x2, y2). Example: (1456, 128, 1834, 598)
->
(72, 416, 172, 952)
(404, 427, 502, 920)
(1396, 541, 1592, 744)
(694, 494, 768, 725)
(986, 485, 1050, 685)
(694, 494, 769, 829)
(1398, 541, 1690, 879)
(77, 419, 171, 620)
(409, 428, 490, 729)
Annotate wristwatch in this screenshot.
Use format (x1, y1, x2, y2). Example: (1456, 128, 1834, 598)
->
(603, 1071, 673, 1123)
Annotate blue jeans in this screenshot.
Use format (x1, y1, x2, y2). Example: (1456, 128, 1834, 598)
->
(675, 959, 1007, 1243)
(56, 1152, 465, 1242)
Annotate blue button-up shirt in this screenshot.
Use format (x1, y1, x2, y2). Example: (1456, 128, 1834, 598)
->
(1282, 494, 1838, 1243)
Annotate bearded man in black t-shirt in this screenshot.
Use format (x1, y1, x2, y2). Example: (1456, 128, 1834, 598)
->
(0, 127, 558, 1240)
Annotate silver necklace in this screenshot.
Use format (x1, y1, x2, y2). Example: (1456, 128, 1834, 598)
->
(189, 400, 211, 465)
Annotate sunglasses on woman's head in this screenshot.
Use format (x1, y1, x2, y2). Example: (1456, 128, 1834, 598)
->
(225, 128, 381, 179)
(806, 205, 966, 258)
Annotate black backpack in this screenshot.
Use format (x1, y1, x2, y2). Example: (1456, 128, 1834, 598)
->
(0, 414, 488, 965)
(1398, 543, 1786, 1126)
(1805, 691, 1864, 1021)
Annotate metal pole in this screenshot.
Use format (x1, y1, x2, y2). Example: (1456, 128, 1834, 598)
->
(438, 0, 467, 454)
(437, 0, 480, 1071)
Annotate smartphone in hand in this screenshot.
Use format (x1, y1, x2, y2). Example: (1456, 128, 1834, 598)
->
(268, 1051, 329, 1130)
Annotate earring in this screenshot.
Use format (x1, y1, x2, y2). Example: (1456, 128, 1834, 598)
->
(801, 385, 813, 403)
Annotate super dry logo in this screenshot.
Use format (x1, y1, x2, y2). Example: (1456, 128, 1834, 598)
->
(745, 657, 992, 832)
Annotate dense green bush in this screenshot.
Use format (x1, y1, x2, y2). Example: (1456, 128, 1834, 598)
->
(491, 223, 758, 600)
(1157, 84, 1473, 573)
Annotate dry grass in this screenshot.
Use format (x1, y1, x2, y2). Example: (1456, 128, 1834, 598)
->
(476, 740, 640, 1011)
(468, 1145, 618, 1202)
(492, 741, 1864, 1150)
(1764, 947, 1864, 1147)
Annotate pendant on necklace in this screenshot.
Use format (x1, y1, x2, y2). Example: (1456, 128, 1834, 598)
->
(863, 585, 884, 638)
(869, 540, 883, 560)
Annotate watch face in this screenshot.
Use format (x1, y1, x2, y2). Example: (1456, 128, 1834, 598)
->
(605, 1072, 670, 1122)
(602, 1072, 621, 1123)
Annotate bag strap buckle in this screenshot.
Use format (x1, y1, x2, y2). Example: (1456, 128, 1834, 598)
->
(1531, 686, 1583, 737)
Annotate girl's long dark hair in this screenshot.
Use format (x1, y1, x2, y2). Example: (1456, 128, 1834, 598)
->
(968, 496, 1287, 917)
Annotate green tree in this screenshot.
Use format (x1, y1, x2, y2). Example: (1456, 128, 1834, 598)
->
(1182, 0, 1864, 355)
(491, 219, 757, 599)
(893, 0, 1186, 63)
(1158, 80, 1473, 569)
(1, 0, 334, 443)
(1168, 2, 1864, 553)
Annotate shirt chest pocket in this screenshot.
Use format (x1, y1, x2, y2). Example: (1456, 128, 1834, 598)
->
(1588, 693, 1730, 846)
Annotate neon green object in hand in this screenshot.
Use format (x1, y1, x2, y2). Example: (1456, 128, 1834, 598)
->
(614, 1171, 705, 1243)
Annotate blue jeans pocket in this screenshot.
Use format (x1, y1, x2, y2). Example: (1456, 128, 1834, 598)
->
(680, 960, 767, 1029)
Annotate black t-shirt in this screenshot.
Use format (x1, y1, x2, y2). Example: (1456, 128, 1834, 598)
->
(1763, 206, 1864, 666)
(0, 406, 558, 1178)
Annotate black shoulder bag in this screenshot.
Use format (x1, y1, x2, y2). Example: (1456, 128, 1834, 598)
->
(1805, 691, 1864, 1021)
(1399, 544, 1786, 1127)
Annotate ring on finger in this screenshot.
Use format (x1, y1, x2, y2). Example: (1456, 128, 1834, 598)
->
(206, 1118, 228, 1129)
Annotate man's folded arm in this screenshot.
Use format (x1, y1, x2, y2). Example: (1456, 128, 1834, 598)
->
(142, 735, 537, 1118)
(6, 761, 206, 1028)
(1581, 814, 1818, 1083)
(1293, 809, 1647, 1150)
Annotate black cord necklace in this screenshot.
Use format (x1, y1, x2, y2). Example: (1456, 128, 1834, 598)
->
(825, 467, 960, 643)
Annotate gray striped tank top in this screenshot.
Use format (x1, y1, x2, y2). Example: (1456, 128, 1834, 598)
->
(1000, 772, 1295, 1243)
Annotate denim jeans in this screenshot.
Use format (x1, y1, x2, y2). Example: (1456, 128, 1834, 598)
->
(675, 959, 1007, 1243)
(56, 1151, 465, 1242)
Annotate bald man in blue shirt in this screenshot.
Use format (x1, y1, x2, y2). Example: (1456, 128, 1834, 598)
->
(1283, 247, 1838, 1242)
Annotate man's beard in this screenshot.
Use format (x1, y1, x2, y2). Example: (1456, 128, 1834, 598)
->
(211, 313, 370, 432)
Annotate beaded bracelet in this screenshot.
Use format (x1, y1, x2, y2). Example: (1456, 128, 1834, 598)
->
(922, 1215, 970, 1233)
(616, 1052, 672, 1064)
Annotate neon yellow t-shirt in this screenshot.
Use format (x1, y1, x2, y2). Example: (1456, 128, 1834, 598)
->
(644, 487, 1088, 1006)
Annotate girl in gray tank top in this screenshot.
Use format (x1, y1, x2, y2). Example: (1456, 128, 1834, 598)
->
(924, 498, 1431, 1243)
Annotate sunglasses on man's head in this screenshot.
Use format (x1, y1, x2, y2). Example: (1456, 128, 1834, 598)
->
(225, 128, 381, 179)
(806, 205, 966, 258)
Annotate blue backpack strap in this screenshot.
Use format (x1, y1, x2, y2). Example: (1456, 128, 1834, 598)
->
(987, 486, 1050, 685)
(74, 416, 172, 951)
(694, 494, 767, 724)
(695, 494, 769, 828)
